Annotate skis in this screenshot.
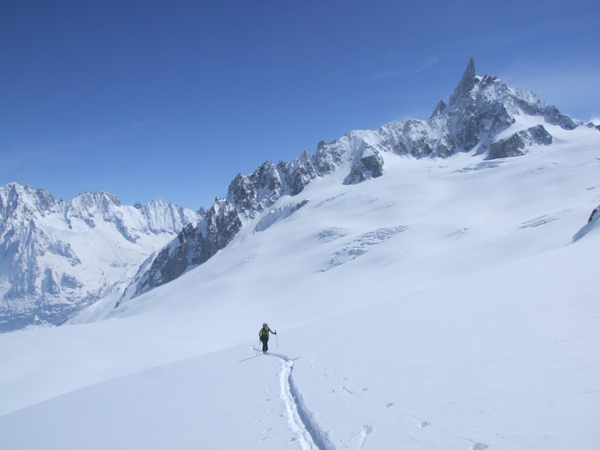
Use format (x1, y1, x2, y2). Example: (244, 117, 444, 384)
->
(238, 348, 267, 362)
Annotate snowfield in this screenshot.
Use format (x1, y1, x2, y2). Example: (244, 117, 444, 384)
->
(1, 125, 599, 449)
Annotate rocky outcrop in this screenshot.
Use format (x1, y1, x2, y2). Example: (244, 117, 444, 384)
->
(488, 125, 553, 159)
(227, 152, 318, 219)
(314, 139, 342, 175)
(277, 151, 318, 196)
(346, 146, 384, 184)
(227, 162, 284, 219)
(132, 198, 242, 297)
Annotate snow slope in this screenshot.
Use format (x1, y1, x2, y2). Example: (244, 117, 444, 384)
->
(0, 126, 599, 449)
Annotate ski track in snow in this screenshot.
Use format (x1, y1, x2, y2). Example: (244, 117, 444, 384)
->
(278, 356, 336, 450)
(356, 425, 374, 450)
(248, 348, 377, 450)
(257, 350, 337, 450)
(248, 349, 379, 450)
(263, 350, 375, 450)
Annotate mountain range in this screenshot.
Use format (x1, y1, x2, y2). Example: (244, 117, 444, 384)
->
(1, 59, 599, 449)
(0, 186, 201, 331)
(1, 58, 598, 332)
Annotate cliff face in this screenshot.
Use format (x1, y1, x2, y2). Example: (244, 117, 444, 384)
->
(132, 199, 242, 298)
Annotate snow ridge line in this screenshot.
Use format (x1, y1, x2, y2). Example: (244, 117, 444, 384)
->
(273, 353, 336, 450)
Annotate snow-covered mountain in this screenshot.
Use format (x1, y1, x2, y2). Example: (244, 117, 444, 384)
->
(0, 184, 202, 331)
(1, 59, 597, 332)
(127, 198, 242, 300)
(123, 58, 592, 299)
(225, 58, 582, 221)
(1, 59, 599, 449)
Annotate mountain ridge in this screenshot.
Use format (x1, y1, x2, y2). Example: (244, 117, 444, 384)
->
(225, 59, 584, 220)
(0, 183, 202, 331)
(116, 59, 595, 308)
(1, 59, 598, 331)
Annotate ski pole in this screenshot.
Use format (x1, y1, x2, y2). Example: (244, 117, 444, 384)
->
(275, 331, 279, 350)
(256, 340, 261, 356)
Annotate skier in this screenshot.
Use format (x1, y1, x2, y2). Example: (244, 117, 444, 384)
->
(259, 323, 277, 354)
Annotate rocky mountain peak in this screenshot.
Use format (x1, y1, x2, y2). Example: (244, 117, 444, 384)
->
(0, 183, 58, 220)
(430, 100, 448, 119)
(223, 58, 587, 220)
(449, 57, 477, 106)
(129, 197, 242, 300)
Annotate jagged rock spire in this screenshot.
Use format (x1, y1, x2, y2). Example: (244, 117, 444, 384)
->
(449, 58, 477, 105)
(430, 100, 447, 119)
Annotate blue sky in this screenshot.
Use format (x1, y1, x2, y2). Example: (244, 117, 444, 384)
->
(1, 0, 599, 210)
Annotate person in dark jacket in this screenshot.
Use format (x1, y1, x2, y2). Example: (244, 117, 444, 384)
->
(259, 323, 276, 354)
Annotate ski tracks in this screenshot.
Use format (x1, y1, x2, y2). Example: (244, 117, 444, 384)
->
(355, 425, 374, 450)
(258, 351, 490, 450)
(276, 354, 336, 450)
(254, 350, 372, 450)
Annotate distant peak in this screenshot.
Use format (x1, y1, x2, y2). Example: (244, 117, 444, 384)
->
(449, 57, 477, 105)
(430, 100, 447, 119)
(463, 57, 476, 80)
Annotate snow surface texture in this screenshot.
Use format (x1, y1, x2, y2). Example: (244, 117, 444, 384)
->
(1, 124, 599, 449)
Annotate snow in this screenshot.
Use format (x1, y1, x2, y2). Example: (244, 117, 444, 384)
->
(0, 185, 201, 331)
(1, 127, 599, 449)
(492, 112, 546, 141)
